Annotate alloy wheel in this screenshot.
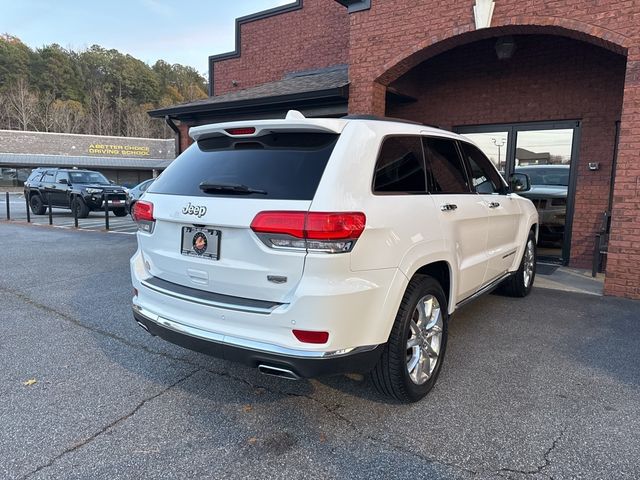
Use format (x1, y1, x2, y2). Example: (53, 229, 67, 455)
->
(523, 239, 535, 288)
(406, 295, 443, 385)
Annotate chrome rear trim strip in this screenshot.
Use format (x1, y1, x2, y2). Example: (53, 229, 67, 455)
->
(133, 304, 379, 359)
(140, 276, 283, 314)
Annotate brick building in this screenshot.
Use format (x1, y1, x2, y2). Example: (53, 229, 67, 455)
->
(149, 0, 640, 299)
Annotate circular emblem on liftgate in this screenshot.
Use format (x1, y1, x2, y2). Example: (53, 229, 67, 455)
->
(192, 232, 208, 255)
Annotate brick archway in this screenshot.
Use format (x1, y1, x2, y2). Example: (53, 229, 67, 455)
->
(349, 14, 640, 298)
(373, 17, 631, 88)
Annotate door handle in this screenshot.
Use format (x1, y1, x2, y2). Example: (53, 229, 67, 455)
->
(488, 201, 500, 209)
(440, 203, 458, 212)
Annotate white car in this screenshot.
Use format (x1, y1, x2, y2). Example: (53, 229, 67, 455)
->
(130, 111, 538, 402)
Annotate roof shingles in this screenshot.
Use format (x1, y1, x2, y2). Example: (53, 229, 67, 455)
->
(149, 65, 349, 117)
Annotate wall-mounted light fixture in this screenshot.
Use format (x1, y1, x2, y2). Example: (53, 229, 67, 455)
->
(495, 36, 517, 60)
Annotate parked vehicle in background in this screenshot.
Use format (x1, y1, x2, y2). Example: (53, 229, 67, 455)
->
(131, 111, 538, 403)
(23, 168, 128, 218)
(515, 165, 568, 247)
(126, 178, 155, 214)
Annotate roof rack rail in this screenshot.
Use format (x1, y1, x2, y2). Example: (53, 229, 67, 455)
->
(341, 114, 440, 129)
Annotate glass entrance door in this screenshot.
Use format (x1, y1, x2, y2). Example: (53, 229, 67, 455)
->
(456, 121, 580, 263)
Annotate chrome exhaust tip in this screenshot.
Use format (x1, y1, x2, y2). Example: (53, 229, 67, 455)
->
(258, 364, 300, 381)
(136, 320, 150, 332)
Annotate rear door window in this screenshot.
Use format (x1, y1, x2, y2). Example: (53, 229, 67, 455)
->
(55, 171, 69, 184)
(149, 133, 339, 200)
(458, 142, 505, 194)
(41, 171, 56, 184)
(423, 137, 471, 194)
(27, 171, 44, 183)
(373, 136, 426, 194)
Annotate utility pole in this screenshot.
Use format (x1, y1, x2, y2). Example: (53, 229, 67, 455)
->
(492, 137, 506, 172)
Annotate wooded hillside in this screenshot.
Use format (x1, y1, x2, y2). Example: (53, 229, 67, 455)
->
(0, 34, 208, 138)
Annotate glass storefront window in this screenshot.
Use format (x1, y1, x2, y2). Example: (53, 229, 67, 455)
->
(459, 131, 509, 176)
(515, 129, 574, 167)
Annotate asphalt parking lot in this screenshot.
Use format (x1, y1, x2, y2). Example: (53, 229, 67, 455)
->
(1, 222, 639, 479)
(1, 193, 137, 234)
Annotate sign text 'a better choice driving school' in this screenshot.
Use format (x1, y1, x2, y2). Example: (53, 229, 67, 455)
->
(88, 144, 151, 156)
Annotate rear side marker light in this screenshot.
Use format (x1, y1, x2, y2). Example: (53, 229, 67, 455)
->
(293, 329, 329, 344)
(225, 127, 256, 135)
(132, 200, 155, 233)
(250, 211, 366, 253)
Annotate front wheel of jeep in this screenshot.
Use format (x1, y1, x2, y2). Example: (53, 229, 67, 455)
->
(501, 231, 537, 297)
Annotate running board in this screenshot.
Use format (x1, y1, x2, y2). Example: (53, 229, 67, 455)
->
(455, 272, 513, 309)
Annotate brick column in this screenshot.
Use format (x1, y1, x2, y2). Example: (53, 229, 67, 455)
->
(177, 123, 193, 154)
(348, 79, 387, 116)
(604, 52, 640, 299)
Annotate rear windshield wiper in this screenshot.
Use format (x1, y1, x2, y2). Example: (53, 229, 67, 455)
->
(199, 182, 267, 195)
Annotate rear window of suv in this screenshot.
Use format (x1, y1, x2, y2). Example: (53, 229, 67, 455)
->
(26, 170, 44, 182)
(149, 132, 339, 200)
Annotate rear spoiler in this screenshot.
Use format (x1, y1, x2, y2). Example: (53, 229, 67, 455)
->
(189, 110, 345, 141)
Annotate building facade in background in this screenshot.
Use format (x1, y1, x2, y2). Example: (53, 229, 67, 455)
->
(0, 130, 175, 187)
(149, 0, 640, 299)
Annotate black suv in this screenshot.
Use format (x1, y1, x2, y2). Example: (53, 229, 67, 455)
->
(24, 168, 128, 218)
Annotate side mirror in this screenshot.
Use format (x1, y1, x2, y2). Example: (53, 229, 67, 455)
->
(58, 178, 68, 185)
(509, 173, 531, 193)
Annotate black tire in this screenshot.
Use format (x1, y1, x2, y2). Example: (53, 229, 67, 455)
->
(29, 195, 46, 215)
(371, 275, 449, 402)
(128, 201, 136, 216)
(113, 207, 127, 217)
(501, 231, 536, 297)
(71, 196, 90, 219)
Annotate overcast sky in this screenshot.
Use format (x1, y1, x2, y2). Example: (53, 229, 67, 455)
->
(1, 0, 293, 76)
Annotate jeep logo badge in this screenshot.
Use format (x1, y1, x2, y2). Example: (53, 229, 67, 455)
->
(182, 202, 207, 218)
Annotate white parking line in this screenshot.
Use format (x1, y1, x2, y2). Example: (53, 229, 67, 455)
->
(75, 221, 110, 227)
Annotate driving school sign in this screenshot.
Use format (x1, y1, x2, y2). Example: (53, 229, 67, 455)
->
(88, 144, 151, 156)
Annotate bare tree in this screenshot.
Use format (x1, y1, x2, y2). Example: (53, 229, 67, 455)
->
(88, 88, 113, 135)
(5, 77, 39, 130)
(123, 101, 154, 138)
(37, 91, 56, 132)
(51, 99, 85, 133)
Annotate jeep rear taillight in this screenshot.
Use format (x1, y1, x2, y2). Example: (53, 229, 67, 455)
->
(132, 200, 155, 233)
(250, 211, 365, 253)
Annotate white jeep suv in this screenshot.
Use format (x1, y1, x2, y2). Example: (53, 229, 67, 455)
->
(131, 112, 538, 402)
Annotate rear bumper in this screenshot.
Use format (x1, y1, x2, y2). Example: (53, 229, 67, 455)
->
(131, 248, 404, 352)
(133, 305, 384, 378)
